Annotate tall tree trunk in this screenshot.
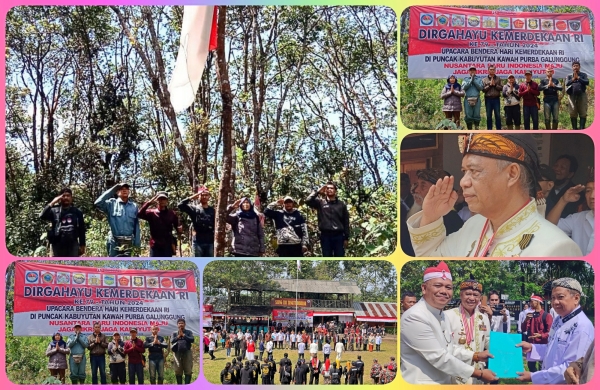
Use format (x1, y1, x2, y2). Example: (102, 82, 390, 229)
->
(214, 6, 234, 257)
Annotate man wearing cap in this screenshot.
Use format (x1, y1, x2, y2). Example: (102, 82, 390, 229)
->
(171, 318, 195, 384)
(124, 328, 145, 384)
(521, 294, 553, 373)
(39, 187, 86, 257)
(502, 74, 522, 130)
(138, 191, 182, 257)
(461, 65, 483, 130)
(306, 182, 350, 257)
(547, 177, 594, 255)
(264, 196, 309, 257)
(95, 182, 141, 256)
(444, 278, 491, 384)
(516, 278, 594, 384)
(177, 186, 215, 257)
(66, 323, 89, 384)
(518, 70, 540, 130)
(482, 64, 503, 130)
(406, 133, 583, 257)
(413, 168, 463, 235)
(401, 262, 497, 384)
(539, 66, 563, 129)
(107, 332, 126, 384)
(538, 164, 555, 199)
(565, 60, 589, 129)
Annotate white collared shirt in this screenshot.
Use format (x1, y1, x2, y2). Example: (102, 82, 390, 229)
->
(528, 306, 594, 384)
(557, 210, 594, 255)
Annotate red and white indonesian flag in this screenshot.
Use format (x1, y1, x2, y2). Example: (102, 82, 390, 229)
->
(13, 262, 200, 336)
(169, 6, 218, 112)
(408, 6, 594, 79)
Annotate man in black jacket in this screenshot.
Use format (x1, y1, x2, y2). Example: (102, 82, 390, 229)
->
(170, 318, 194, 384)
(355, 355, 365, 384)
(546, 155, 581, 219)
(306, 182, 350, 257)
(39, 187, 86, 257)
(566, 60, 590, 129)
(279, 353, 292, 383)
(177, 186, 215, 257)
(240, 361, 253, 384)
(261, 358, 272, 384)
(220, 363, 234, 384)
(265, 197, 309, 257)
(144, 325, 168, 384)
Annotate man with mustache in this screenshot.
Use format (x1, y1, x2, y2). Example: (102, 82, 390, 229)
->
(444, 277, 491, 384)
(401, 262, 497, 384)
(406, 133, 582, 257)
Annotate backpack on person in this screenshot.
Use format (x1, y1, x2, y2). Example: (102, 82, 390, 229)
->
(370, 364, 382, 379)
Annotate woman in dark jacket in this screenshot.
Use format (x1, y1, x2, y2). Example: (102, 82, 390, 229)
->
(440, 75, 465, 128)
(46, 332, 70, 383)
(227, 197, 265, 257)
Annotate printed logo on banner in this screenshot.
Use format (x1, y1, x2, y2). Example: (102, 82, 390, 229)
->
(103, 274, 116, 286)
(482, 16, 495, 28)
(451, 14, 465, 27)
(72, 272, 86, 285)
(420, 13, 434, 26)
(41, 271, 55, 284)
(160, 277, 173, 289)
(467, 15, 480, 27)
(88, 273, 101, 286)
(25, 271, 39, 284)
(527, 19, 540, 30)
(57, 272, 70, 284)
(513, 18, 525, 29)
(541, 19, 554, 30)
(132, 276, 145, 288)
(146, 276, 159, 288)
(569, 20, 582, 32)
(498, 17, 510, 29)
(118, 275, 130, 287)
(555, 20, 568, 31)
(436, 14, 449, 26)
(174, 278, 187, 289)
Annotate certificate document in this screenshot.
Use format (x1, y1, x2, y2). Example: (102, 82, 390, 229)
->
(488, 332, 524, 378)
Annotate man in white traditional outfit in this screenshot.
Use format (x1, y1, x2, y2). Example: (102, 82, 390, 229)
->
(517, 303, 532, 335)
(516, 278, 594, 384)
(406, 133, 582, 257)
(401, 262, 497, 384)
(445, 277, 491, 384)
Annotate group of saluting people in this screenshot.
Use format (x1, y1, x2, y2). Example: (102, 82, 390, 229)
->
(440, 61, 589, 130)
(40, 182, 351, 258)
(45, 319, 195, 384)
(401, 262, 594, 384)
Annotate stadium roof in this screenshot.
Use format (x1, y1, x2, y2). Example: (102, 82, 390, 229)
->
(353, 302, 398, 323)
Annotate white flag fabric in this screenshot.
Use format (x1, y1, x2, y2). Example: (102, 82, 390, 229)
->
(168, 6, 215, 113)
(297, 260, 301, 271)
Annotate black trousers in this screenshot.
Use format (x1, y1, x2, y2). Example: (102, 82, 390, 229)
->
(277, 244, 303, 257)
(310, 372, 320, 385)
(109, 362, 126, 384)
(262, 376, 271, 385)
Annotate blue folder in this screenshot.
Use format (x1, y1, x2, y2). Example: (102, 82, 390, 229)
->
(488, 332, 524, 378)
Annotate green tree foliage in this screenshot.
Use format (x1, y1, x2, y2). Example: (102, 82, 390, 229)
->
(5, 6, 397, 257)
(400, 260, 594, 311)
